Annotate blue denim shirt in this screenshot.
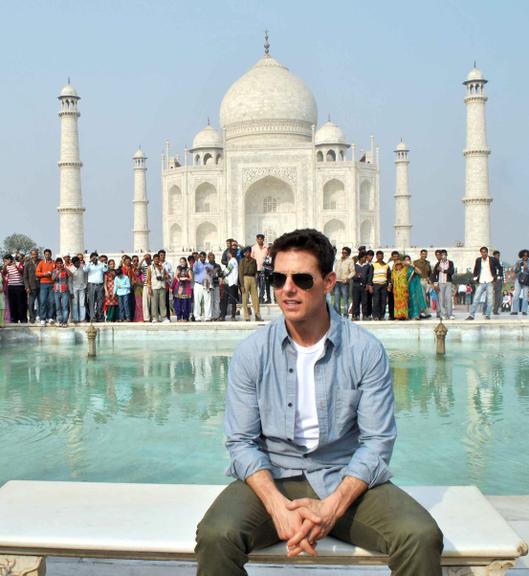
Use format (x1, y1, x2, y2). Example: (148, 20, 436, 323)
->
(225, 307, 396, 499)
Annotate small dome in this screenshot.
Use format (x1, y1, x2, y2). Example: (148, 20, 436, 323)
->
(60, 83, 78, 98)
(396, 140, 408, 151)
(315, 121, 347, 146)
(466, 67, 485, 82)
(133, 148, 146, 159)
(191, 125, 223, 150)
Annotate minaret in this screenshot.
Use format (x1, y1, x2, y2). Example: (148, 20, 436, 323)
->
(463, 65, 492, 248)
(58, 81, 85, 255)
(132, 147, 150, 253)
(394, 140, 411, 249)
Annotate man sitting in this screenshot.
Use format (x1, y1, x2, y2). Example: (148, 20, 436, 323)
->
(195, 229, 443, 576)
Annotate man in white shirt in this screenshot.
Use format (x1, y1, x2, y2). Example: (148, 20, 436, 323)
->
(466, 246, 499, 320)
(251, 234, 268, 304)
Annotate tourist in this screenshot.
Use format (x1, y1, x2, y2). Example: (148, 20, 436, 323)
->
(457, 282, 467, 305)
(148, 253, 168, 323)
(221, 238, 233, 266)
(207, 252, 222, 321)
(333, 247, 354, 317)
(465, 282, 473, 305)
(36, 248, 55, 326)
(172, 258, 193, 321)
(2, 254, 27, 324)
(351, 251, 373, 321)
(121, 255, 135, 320)
(466, 247, 500, 321)
(70, 256, 87, 324)
(251, 234, 268, 303)
(159, 249, 173, 321)
(103, 260, 118, 322)
(23, 249, 40, 324)
(140, 254, 152, 322)
(387, 250, 400, 320)
(364, 249, 374, 319)
(193, 251, 212, 322)
(187, 254, 196, 321)
(131, 255, 144, 322)
(262, 245, 274, 304)
(404, 255, 428, 320)
(431, 249, 455, 320)
(195, 228, 443, 575)
(511, 249, 529, 316)
(502, 291, 512, 312)
(371, 250, 390, 321)
(413, 249, 432, 312)
(219, 248, 238, 321)
(492, 250, 504, 315)
(84, 252, 108, 322)
(52, 257, 72, 327)
(239, 246, 262, 322)
(0, 278, 4, 328)
(114, 267, 132, 322)
(391, 259, 409, 320)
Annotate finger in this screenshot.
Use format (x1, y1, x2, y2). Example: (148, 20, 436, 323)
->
(308, 525, 323, 543)
(298, 507, 321, 524)
(299, 537, 318, 557)
(285, 498, 311, 510)
(287, 519, 314, 548)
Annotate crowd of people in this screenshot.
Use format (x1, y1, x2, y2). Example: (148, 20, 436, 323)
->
(0, 235, 274, 327)
(331, 245, 527, 321)
(2, 235, 529, 326)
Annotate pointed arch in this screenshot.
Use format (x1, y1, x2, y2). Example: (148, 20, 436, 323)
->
(196, 221, 218, 251)
(323, 179, 345, 211)
(170, 223, 182, 251)
(360, 180, 372, 211)
(323, 219, 345, 246)
(195, 182, 217, 213)
(168, 185, 182, 215)
(326, 149, 336, 162)
(360, 220, 372, 245)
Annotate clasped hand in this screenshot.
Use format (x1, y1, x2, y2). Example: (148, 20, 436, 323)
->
(271, 497, 339, 557)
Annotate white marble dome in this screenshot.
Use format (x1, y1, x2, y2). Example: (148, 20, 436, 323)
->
(133, 147, 146, 159)
(396, 140, 408, 151)
(466, 67, 485, 82)
(315, 121, 347, 146)
(60, 83, 78, 98)
(191, 125, 223, 150)
(219, 54, 317, 142)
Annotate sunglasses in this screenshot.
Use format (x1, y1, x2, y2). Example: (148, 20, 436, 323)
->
(271, 272, 315, 291)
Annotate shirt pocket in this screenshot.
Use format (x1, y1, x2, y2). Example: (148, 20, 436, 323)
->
(334, 388, 362, 432)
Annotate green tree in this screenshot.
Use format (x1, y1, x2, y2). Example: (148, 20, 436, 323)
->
(1, 233, 40, 256)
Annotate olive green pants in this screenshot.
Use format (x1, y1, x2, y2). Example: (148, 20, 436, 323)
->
(195, 478, 443, 576)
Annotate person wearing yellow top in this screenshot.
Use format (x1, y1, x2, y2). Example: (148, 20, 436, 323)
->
(371, 251, 390, 320)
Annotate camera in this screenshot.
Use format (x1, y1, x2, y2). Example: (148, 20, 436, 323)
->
(156, 275, 163, 281)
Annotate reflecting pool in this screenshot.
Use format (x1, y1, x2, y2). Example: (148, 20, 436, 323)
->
(1, 336, 528, 494)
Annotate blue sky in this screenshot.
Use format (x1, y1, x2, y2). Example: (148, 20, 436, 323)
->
(1, 0, 527, 260)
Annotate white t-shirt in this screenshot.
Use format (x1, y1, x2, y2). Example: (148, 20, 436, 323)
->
(292, 333, 327, 451)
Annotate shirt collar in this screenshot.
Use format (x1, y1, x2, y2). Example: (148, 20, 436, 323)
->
(277, 304, 342, 350)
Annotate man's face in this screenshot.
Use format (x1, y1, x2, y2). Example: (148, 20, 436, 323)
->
(145, 255, 152, 265)
(208, 254, 215, 264)
(159, 252, 166, 263)
(376, 253, 384, 263)
(226, 240, 231, 248)
(56, 261, 63, 270)
(199, 254, 206, 263)
(31, 250, 38, 261)
(153, 256, 160, 266)
(420, 251, 427, 260)
(435, 251, 442, 261)
(480, 248, 488, 259)
(231, 243, 238, 252)
(366, 253, 374, 263)
(391, 253, 399, 262)
(44, 251, 52, 261)
(341, 250, 349, 260)
(273, 249, 334, 325)
(257, 237, 264, 247)
(441, 252, 447, 261)
(100, 256, 108, 264)
(64, 256, 71, 265)
(91, 255, 98, 264)
(74, 260, 80, 269)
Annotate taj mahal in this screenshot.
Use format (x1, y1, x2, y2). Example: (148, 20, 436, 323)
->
(56, 36, 493, 271)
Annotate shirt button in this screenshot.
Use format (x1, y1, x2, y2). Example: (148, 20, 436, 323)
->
(289, 368, 294, 373)
(287, 438, 292, 442)
(303, 454, 308, 458)
(288, 402, 293, 407)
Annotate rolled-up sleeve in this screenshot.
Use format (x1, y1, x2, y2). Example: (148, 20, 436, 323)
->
(341, 340, 396, 488)
(224, 340, 273, 481)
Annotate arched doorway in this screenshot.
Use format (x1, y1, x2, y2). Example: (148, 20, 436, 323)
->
(244, 176, 295, 244)
(324, 219, 345, 246)
(360, 220, 372, 246)
(360, 180, 372, 211)
(170, 223, 182, 251)
(195, 182, 217, 213)
(323, 179, 345, 211)
(196, 221, 218, 251)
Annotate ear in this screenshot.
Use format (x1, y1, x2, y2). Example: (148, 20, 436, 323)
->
(323, 271, 336, 295)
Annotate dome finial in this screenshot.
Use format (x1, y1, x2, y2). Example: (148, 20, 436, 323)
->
(67, 76, 70, 84)
(207, 116, 210, 126)
(328, 113, 331, 122)
(474, 59, 477, 68)
(264, 29, 270, 56)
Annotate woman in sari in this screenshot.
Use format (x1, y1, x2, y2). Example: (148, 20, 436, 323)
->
(132, 255, 144, 322)
(404, 255, 427, 320)
(104, 260, 119, 322)
(391, 259, 409, 320)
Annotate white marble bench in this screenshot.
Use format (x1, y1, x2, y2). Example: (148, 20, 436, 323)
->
(0, 481, 526, 575)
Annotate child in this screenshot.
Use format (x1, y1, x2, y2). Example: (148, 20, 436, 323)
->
(52, 257, 72, 327)
(113, 267, 132, 321)
(104, 260, 119, 322)
(171, 262, 193, 321)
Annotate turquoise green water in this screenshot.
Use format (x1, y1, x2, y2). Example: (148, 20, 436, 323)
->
(0, 336, 528, 494)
